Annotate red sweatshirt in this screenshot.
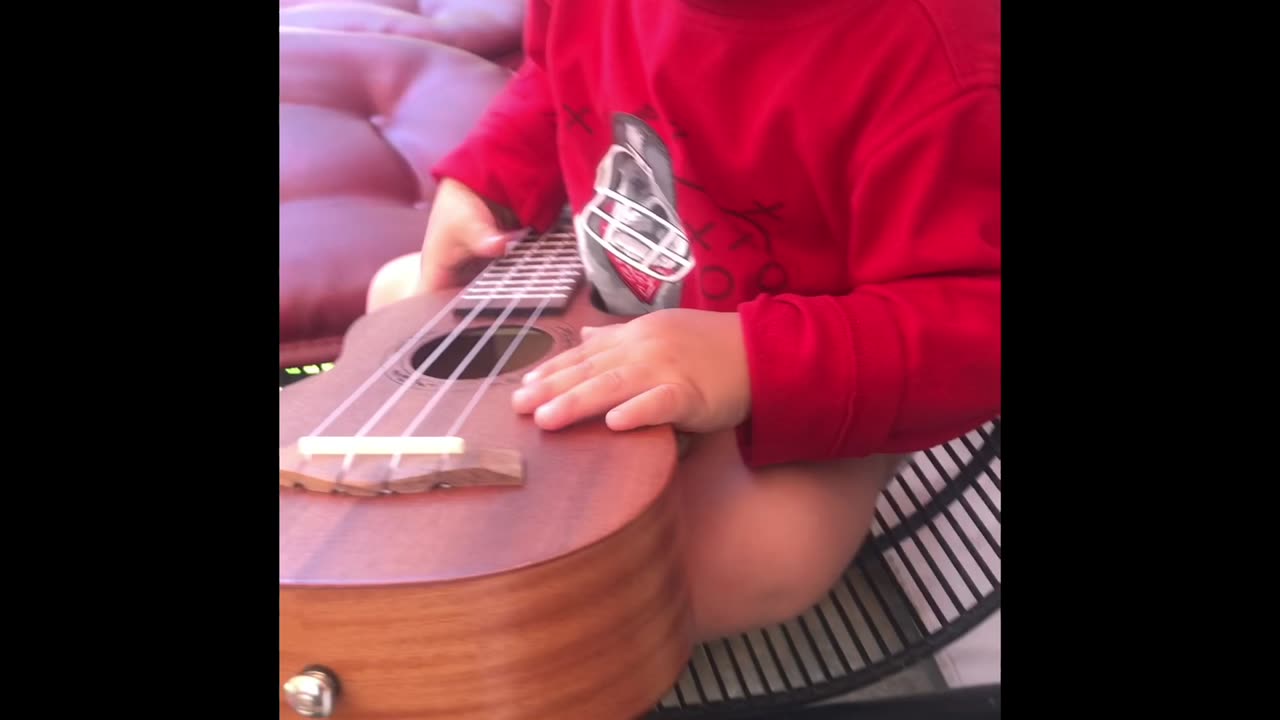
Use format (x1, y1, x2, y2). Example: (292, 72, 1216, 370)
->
(434, 0, 1001, 468)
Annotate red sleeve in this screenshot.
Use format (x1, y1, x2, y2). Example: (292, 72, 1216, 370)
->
(735, 85, 1002, 468)
(431, 0, 565, 231)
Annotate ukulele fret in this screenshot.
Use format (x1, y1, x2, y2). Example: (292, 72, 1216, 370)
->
(455, 230, 585, 315)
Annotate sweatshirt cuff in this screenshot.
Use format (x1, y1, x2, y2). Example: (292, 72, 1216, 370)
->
(734, 292, 904, 467)
(432, 143, 564, 232)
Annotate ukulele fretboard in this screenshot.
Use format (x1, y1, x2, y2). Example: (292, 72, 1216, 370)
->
(455, 231, 585, 315)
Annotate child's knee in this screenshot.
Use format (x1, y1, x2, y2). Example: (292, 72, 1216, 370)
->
(366, 252, 422, 314)
(687, 525, 869, 641)
(754, 520, 869, 611)
(685, 496, 880, 640)
(678, 450, 898, 642)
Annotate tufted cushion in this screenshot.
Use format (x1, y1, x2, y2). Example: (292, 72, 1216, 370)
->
(278, 0, 525, 62)
(279, 28, 514, 368)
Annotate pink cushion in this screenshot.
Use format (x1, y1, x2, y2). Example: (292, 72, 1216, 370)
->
(279, 28, 513, 367)
(278, 0, 525, 60)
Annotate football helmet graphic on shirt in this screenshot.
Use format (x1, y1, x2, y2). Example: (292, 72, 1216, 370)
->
(574, 113, 693, 316)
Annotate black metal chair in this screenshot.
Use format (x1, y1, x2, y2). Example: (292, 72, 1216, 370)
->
(647, 420, 1001, 719)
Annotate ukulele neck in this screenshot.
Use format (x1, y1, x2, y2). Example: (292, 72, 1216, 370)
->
(455, 228, 585, 316)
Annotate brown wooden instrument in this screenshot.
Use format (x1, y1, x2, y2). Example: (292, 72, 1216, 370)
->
(280, 228, 695, 718)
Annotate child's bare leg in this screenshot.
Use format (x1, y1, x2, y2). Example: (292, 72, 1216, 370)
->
(366, 252, 422, 313)
(673, 429, 902, 643)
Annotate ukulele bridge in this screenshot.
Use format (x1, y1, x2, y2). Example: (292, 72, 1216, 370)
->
(298, 435, 466, 457)
(280, 436, 524, 496)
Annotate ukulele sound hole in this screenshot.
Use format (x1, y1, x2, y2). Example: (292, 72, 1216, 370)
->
(410, 326, 554, 380)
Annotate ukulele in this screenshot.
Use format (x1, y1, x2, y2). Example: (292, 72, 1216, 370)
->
(279, 226, 695, 718)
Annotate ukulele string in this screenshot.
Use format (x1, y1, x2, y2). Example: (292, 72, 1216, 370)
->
(434, 232, 578, 442)
(301, 280, 480, 445)
(387, 280, 560, 485)
(379, 244, 572, 484)
(444, 296, 555, 439)
(333, 232, 560, 483)
(303, 296, 463, 442)
(420, 297, 557, 480)
(301, 227, 534, 447)
(428, 232, 579, 467)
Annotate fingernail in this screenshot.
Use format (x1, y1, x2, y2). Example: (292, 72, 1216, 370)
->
(495, 227, 531, 253)
(581, 326, 596, 337)
(534, 403, 555, 424)
(522, 371, 537, 384)
(480, 235, 512, 256)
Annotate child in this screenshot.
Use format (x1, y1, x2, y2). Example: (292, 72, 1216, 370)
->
(366, 0, 1000, 642)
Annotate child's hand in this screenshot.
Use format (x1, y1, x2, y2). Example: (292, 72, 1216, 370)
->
(512, 309, 752, 434)
(418, 178, 525, 292)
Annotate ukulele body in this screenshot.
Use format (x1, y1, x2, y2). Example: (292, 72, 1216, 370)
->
(279, 234, 694, 718)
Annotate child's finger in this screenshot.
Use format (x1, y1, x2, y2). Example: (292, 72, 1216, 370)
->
(579, 323, 621, 340)
(524, 324, 623, 383)
(512, 346, 629, 413)
(521, 338, 604, 385)
(469, 227, 528, 257)
(605, 383, 695, 432)
(532, 364, 654, 430)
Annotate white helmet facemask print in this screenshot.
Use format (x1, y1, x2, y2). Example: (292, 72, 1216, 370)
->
(573, 113, 695, 316)
(578, 147, 692, 282)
